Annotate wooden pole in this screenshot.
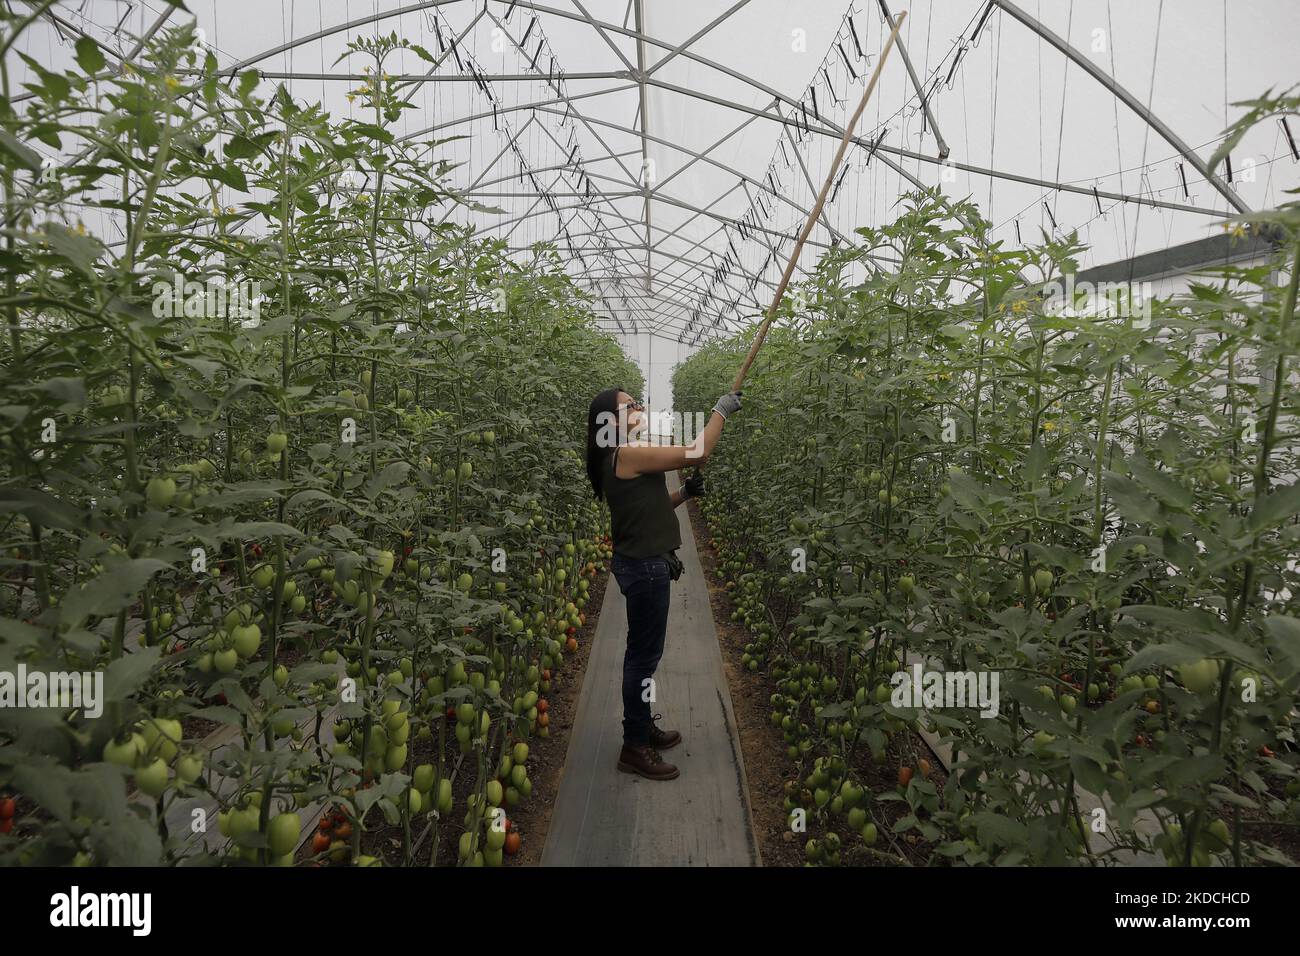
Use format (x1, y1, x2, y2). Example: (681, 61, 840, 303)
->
(730, 11, 908, 392)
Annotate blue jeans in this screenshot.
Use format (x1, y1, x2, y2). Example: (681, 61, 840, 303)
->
(611, 553, 672, 745)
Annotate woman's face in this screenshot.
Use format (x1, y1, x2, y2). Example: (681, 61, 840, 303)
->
(617, 391, 646, 441)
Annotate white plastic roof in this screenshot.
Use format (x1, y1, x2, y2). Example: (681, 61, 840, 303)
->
(15, 1, 1300, 369)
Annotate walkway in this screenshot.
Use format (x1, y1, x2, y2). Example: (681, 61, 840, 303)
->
(541, 472, 759, 866)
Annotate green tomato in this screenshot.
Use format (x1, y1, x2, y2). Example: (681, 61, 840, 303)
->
(214, 648, 239, 673)
(175, 753, 203, 785)
(251, 564, 276, 589)
(266, 431, 288, 454)
(268, 812, 301, 857)
(1177, 658, 1222, 695)
(140, 717, 182, 763)
(134, 758, 170, 798)
(232, 623, 262, 659)
(145, 476, 176, 509)
(103, 733, 143, 768)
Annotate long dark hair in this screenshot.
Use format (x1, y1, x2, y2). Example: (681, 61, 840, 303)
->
(586, 387, 623, 498)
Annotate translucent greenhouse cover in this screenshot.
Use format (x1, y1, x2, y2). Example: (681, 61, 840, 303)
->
(12, 0, 1300, 402)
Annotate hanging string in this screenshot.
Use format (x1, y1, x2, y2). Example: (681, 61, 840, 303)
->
(1125, 0, 1165, 287)
(988, 12, 1000, 216)
(1050, 0, 1074, 225)
(1105, 0, 1130, 258)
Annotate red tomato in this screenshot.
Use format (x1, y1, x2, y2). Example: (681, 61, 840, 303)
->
(898, 767, 913, 787)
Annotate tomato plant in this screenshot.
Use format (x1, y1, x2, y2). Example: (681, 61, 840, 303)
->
(676, 93, 1300, 865)
(0, 20, 629, 866)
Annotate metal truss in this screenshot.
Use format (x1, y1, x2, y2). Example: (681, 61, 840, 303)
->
(66, 0, 1254, 345)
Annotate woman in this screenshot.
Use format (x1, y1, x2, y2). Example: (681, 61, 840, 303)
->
(585, 387, 742, 780)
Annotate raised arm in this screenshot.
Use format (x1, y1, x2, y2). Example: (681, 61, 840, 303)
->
(615, 392, 741, 478)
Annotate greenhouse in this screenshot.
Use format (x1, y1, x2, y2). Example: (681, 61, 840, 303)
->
(0, 0, 1298, 901)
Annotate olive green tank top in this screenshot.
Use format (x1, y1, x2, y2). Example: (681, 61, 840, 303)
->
(601, 448, 682, 559)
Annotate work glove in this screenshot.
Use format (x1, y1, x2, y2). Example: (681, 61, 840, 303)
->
(712, 390, 743, 420)
(682, 472, 706, 499)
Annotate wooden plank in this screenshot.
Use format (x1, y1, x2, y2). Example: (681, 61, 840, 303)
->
(542, 472, 759, 866)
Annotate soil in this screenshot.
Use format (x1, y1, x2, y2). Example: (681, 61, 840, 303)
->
(685, 496, 947, 867)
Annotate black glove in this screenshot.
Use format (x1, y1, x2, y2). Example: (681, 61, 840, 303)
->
(683, 473, 705, 499)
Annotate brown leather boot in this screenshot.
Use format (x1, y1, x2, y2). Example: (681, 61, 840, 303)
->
(617, 743, 679, 780)
(648, 714, 681, 750)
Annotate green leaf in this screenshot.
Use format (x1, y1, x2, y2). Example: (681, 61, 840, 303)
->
(0, 130, 41, 171)
(970, 811, 1029, 849)
(237, 69, 260, 98)
(1263, 615, 1300, 677)
(0, 486, 82, 530)
(223, 134, 260, 160)
(364, 461, 410, 499)
(74, 36, 107, 75)
(103, 646, 163, 701)
(59, 558, 172, 628)
(1249, 482, 1300, 531)
(1118, 604, 1225, 635)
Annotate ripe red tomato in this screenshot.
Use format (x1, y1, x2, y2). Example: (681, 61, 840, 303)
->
(0, 818, 12, 835)
(504, 832, 521, 856)
(898, 767, 913, 787)
(311, 831, 330, 854)
(537, 699, 549, 714)
(1, 798, 17, 820)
